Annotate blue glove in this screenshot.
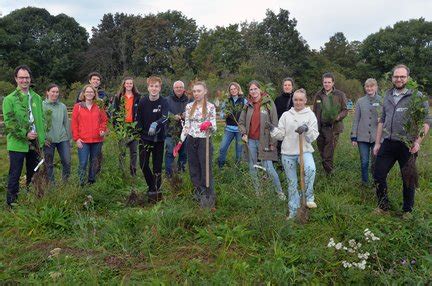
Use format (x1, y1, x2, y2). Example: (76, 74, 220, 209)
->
(148, 122, 158, 136)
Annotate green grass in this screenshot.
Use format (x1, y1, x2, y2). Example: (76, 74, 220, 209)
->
(1, 113, 431, 284)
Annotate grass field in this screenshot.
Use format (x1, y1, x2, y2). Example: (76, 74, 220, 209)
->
(0, 113, 431, 284)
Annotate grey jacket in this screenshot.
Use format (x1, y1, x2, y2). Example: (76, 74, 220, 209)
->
(43, 100, 71, 143)
(381, 88, 431, 142)
(238, 94, 278, 161)
(351, 94, 382, 143)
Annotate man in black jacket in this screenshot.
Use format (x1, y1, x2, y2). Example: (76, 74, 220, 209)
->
(165, 80, 189, 176)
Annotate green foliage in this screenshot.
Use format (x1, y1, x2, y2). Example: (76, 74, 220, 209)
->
(0, 81, 14, 98)
(321, 93, 340, 123)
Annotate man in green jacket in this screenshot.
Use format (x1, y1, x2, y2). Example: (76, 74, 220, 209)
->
(3, 65, 45, 206)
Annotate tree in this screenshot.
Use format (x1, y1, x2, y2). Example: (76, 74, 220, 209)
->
(361, 18, 432, 93)
(0, 7, 88, 88)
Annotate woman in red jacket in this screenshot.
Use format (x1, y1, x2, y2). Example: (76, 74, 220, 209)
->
(72, 84, 108, 185)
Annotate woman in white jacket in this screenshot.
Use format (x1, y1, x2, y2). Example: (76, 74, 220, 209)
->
(270, 89, 319, 218)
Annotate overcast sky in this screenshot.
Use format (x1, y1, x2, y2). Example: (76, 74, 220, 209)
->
(1, 0, 431, 49)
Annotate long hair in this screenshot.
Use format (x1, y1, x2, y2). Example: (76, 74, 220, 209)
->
(189, 81, 208, 119)
(228, 82, 244, 96)
(116, 77, 140, 98)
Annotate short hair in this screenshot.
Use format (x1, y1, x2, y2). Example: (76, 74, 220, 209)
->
(173, 80, 185, 88)
(248, 80, 261, 90)
(322, 72, 335, 82)
(294, 88, 307, 99)
(282, 77, 295, 86)
(228, 82, 244, 96)
(46, 83, 59, 92)
(78, 84, 99, 101)
(392, 64, 410, 76)
(14, 65, 32, 78)
(364, 78, 378, 86)
(147, 76, 162, 85)
(88, 71, 102, 81)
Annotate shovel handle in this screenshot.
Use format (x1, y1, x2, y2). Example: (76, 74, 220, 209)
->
(298, 133, 306, 202)
(206, 131, 210, 188)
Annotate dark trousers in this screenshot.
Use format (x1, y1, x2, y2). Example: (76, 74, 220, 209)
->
(317, 126, 339, 174)
(186, 135, 215, 197)
(119, 139, 138, 176)
(373, 139, 415, 212)
(43, 140, 71, 182)
(139, 140, 164, 193)
(6, 150, 39, 205)
(165, 136, 187, 176)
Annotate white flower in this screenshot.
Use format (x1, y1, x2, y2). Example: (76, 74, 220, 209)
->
(348, 239, 356, 247)
(327, 238, 336, 248)
(335, 242, 343, 250)
(343, 246, 348, 250)
(342, 261, 352, 268)
(347, 248, 355, 253)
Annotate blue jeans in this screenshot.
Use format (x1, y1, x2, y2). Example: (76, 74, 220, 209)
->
(247, 139, 283, 193)
(43, 140, 71, 182)
(358, 142, 375, 183)
(218, 130, 243, 167)
(281, 153, 316, 215)
(165, 136, 187, 176)
(77, 142, 102, 185)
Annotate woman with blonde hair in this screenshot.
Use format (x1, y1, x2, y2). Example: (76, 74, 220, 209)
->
(72, 84, 108, 185)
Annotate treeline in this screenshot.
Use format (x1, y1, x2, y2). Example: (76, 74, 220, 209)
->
(1, 7, 432, 99)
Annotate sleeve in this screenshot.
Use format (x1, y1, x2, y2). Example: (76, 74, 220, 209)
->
(238, 108, 247, 135)
(71, 104, 79, 141)
(269, 101, 279, 145)
(350, 100, 361, 140)
(156, 98, 169, 126)
(304, 112, 319, 143)
(421, 92, 431, 127)
(219, 100, 226, 120)
(271, 113, 286, 141)
(2, 97, 27, 139)
(136, 98, 144, 132)
(337, 91, 348, 121)
(379, 97, 386, 124)
(62, 104, 71, 140)
(180, 104, 191, 140)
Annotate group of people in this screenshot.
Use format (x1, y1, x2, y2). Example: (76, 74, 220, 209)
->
(3, 64, 430, 218)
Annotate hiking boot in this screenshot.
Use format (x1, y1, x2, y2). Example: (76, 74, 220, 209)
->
(373, 207, 389, 215)
(307, 201, 317, 209)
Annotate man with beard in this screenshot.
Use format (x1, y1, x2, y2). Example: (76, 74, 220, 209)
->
(373, 64, 431, 217)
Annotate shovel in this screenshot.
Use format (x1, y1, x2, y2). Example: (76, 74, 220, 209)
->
(296, 133, 309, 224)
(199, 130, 215, 209)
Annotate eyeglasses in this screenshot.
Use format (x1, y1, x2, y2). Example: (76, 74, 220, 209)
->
(17, 77, 30, 80)
(249, 88, 259, 91)
(392, 76, 407, 79)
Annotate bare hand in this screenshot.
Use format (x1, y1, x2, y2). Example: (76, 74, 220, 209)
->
(351, 141, 357, 147)
(410, 142, 420, 154)
(242, 134, 248, 143)
(45, 140, 51, 147)
(373, 143, 381, 156)
(76, 139, 83, 149)
(100, 130, 106, 137)
(27, 131, 37, 140)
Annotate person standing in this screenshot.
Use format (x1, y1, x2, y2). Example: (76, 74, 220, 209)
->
(43, 84, 71, 183)
(350, 79, 381, 186)
(165, 80, 189, 176)
(312, 72, 348, 175)
(71, 84, 108, 185)
(217, 82, 246, 168)
(3, 65, 46, 206)
(111, 77, 141, 176)
(136, 76, 169, 203)
(274, 77, 295, 119)
(373, 64, 431, 215)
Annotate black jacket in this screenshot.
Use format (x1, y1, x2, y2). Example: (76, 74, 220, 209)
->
(274, 92, 294, 119)
(224, 96, 246, 126)
(165, 91, 189, 136)
(111, 93, 142, 125)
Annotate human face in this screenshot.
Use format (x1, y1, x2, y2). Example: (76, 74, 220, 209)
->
(229, 84, 239, 97)
(249, 84, 261, 102)
(89, 76, 101, 88)
(364, 83, 377, 96)
(84, 87, 96, 101)
(15, 69, 31, 92)
(173, 82, 185, 97)
(47, 86, 59, 102)
(293, 92, 307, 111)
(192, 84, 206, 102)
(392, 68, 408, 90)
(283, 80, 293, 93)
(124, 79, 134, 92)
(322, 77, 334, 93)
(148, 82, 161, 96)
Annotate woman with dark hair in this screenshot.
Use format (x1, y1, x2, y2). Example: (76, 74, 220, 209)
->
(43, 83, 71, 183)
(238, 80, 285, 200)
(111, 77, 141, 176)
(274, 77, 295, 119)
(217, 82, 247, 168)
(72, 84, 108, 185)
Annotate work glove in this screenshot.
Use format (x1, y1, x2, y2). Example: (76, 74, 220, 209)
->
(173, 142, 183, 157)
(199, 121, 212, 132)
(295, 124, 309, 134)
(148, 122, 158, 136)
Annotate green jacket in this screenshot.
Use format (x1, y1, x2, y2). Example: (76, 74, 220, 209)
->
(43, 100, 71, 143)
(3, 87, 46, 152)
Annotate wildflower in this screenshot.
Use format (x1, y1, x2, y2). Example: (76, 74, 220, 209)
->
(335, 242, 343, 250)
(348, 239, 356, 247)
(401, 258, 407, 265)
(49, 271, 62, 280)
(327, 238, 336, 248)
(342, 261, 352, 268)
(48, 247, 61, 258)
(410, 259, 416, 265)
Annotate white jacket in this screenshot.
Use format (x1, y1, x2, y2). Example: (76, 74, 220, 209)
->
(271, 107, 319, 155)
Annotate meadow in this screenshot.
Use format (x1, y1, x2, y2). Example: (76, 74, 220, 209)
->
(0, 114, 431, 284)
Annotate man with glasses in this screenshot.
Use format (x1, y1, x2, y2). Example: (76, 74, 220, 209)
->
(373, 64, 431, 217)
(2, 65, 46, 206)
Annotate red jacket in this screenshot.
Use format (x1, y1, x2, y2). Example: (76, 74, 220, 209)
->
(72, 102, 108, 143)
